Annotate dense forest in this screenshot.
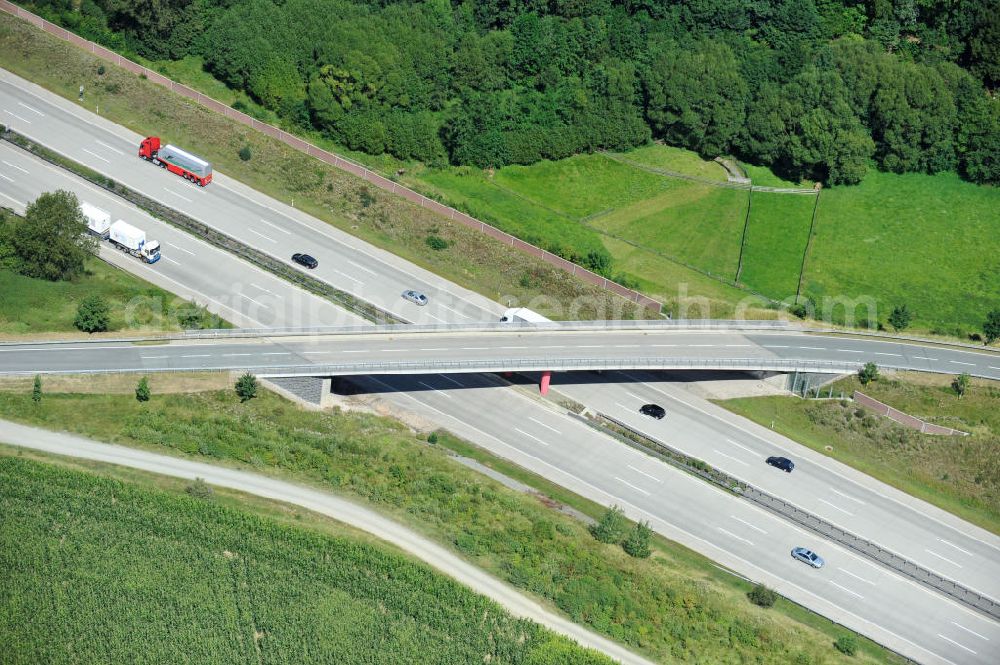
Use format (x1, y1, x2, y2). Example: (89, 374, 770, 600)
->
(24, 0, 1000, 185)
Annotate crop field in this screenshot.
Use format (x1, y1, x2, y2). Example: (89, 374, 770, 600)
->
(0, 456, 603, 664)
(0, 387, 899, 664)
(720, 373, 1000, 534)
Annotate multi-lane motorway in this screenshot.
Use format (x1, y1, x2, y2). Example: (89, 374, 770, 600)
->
(3, 67, 1000, 664)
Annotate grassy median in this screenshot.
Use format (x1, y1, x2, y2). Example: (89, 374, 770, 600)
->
(0, 383, 903, 664)
(719, 373, 1000, 534)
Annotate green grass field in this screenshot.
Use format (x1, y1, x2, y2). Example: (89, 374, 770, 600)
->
(0, 386, 900, 664)
(739, 191, 817, 298)
(0, 455, 606, 664)
(719, 374, 1000, 534)
(0, 258, 209, 335)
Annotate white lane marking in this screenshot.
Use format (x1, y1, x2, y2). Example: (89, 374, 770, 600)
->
(912, 356, 938, 361)
(426, 313, 447, 323)
(500, 346, 528, 350)
(302, 351, 330, 355)
(763, 345, 788, 349)
(818, 498, 854, 517)
(713, 449, 749, 466)
(627, 465, 662, 483)
(798, 346, 825, 350)
(625, 391, 644, 402)
(715, 527, 753, 547)
(0, 192, 25, 207)
(94, 139, 123, 155)
(730, 516, 767, 534)
(614, 476, 651, 496)
(829, 581, 864, 600)
(949, 360, 975, 366)
(514, 428, 549, 446)
(924, 549, 962, 568)
(830, 488, 866, 505)
(0, 172, 12, 181)
(362, 377, 964, 665)
(529, 417, 561, 434)
(615, 402, 632, 412)
(247, 228, 275, 243)
(688, 344, 713, 347)
(160, 256, 180, 265)
(724, 344, 752, 347)
(950, 622, 990, 641)
(164, 242, 194, 256)
(439, 303, 472, 320)
(614, 344, 640, 348)
(872, 352, 900, 357)
(2, 160, 29, 174)
(837, 349, 863, 354)
(936, 539, 973, 556)
(257, 218, 292, 235)
(249, 283, 274, 295)
(0, 345, 132, 352)
(725, 438, 759, 456)
(651, 344, 678, 347)
(989, 366, 1000, 371)
(461, 347, 487, 350)
(81, 147, 110, 163)
(3, 159, 28, 175)
(417, 381, 453, 399)
(17, 101, 44, 116)
(237, 293, 269, 309)
(575, 345, 601, 348)
(345, 259, 376, 275)
(181, 354, 211, 358)
(162, 187, 191, 203)
(262, 352, 291, 356)
(420, 348, 448, 352)
(222, 353, 252, 357)
(937, 634, 977, 655)
(341, 350, 366, 354)
(379, 349, 404, 353)
(837, 567, 876, 585)
(436, 374, 465, 388)
(537, 345, 562, 349)
(3, 109, 30, 124)
(140, 355, 168, 360)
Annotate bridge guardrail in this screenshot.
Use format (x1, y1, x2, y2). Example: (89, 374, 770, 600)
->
(2, 356, 863, 377)
(593, 413, 1000, 621)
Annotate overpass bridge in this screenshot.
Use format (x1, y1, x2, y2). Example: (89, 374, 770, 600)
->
(2, 323, 998, 389)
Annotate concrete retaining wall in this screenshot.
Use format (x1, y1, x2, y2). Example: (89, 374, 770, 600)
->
(853, 391, 968, 436)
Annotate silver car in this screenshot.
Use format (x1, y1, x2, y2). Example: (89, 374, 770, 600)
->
(402, 289, 428, 306)
(791, 546, 825, 569)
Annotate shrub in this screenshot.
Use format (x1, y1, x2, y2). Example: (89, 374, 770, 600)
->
(96, 64, 105, 76)
(135, 377, 151, 403)
(590, 505, 628, 544)
(427, 432, 439, 444)
(887, 304, 911, 332)
(747, 583, 778, 608)
(789, 303, 809, 319)
(622, 521, 652, 558)
(238, 145, 252, 161)
(185, 477, 214, 500)
(857, 362, 879, 386)
(984, 309, 1000, 345)
(32, 375, 41, 404)
(74, 295, 111, 333)
(834, 634, 858, 656)
(952, 373, 970, 397)
(425, 235, 449, 251)
(235, 372, 258, 403)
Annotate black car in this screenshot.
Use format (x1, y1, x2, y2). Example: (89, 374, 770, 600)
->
(639, 403, 666, 419)
(766, 456, 795, 472)
(292, 253, 318, 269)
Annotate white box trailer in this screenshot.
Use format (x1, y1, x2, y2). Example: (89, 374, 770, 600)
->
(500, 307, 551, 324)
(108, 220, 160, 264)
(81, 202, 111, 239)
